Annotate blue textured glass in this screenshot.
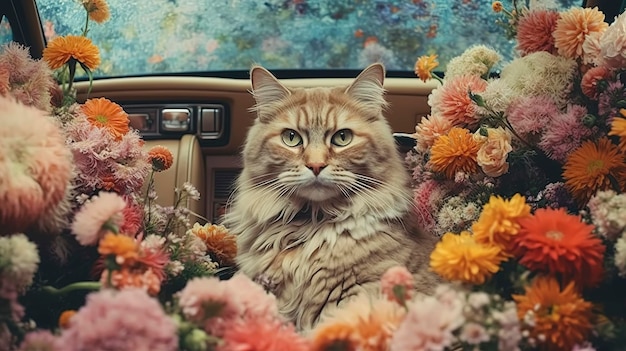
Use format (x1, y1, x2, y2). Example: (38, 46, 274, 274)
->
(35, 0, 580, 77)
(0, 16, 13, 46)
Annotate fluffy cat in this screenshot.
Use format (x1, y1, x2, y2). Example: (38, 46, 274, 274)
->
(222, 63, 440, 330)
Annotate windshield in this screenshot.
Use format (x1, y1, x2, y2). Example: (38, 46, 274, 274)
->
(35, 0, 582, 78)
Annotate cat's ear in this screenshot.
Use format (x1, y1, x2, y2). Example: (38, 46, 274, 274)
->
(250, 65, 291, 121)
(345, 63, 389, 112)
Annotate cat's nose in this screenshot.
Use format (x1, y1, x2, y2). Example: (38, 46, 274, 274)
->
(306, 162, 327, 176)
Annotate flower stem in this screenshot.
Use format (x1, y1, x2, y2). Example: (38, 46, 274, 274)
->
(82, 10, 90, 36)
(42, 281, 101, 296)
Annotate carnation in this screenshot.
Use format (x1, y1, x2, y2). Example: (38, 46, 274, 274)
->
(57, 289, 178, 351)
(599, 11, 626, 69)
(71, 192, 127, 246)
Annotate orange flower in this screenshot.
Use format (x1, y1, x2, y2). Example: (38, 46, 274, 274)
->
(310, 322, 358, 351)
(553, 7, 608, 59)
(83, 0, 110, 23)
(190, 223, 237, 266)
(430, 231, 504, 285)
(491, 1, 503, 13)
(101, 267, 161, 296)
(514, 208, 605, 288)
(414, 54, 439, 83)
(148, 145, 174, 172)
(43, 35, 100, 70)
(98, 232, 138, 264)
(609, 109, 626, 151)
(58, 310, 76, 329)
(513, 276, 593, 351)
(472, 194, 531, 256)
(82, 97, 130, 140)
(563, 137, 626, 204)
(429, 127, 480, 179)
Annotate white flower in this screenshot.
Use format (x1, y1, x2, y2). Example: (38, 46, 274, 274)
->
(614, 234, 626, 277)
(460, 322, 490, 345)
(599, 11, 626, 69)
(0, 234, 40, 290)
(445, 45, 501, 79)
(467, 291, 491, 309)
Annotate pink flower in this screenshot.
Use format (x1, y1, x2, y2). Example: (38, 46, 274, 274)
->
(381, 266, 415, 304)
(506, 96, 560, 143)
(71, 192, 127, 246)
(553, 7, 608, 59)
(218, 316, 309, 351)
(413, 179, 450, 235)
(414, 114, 454, 152)
(119, 198, 143, 235)
(428, 75, 488, 127)
(459, 322, 490, 345)
(538, 104, 594, 162)
(475, 127, 513, 177)
(57, 289, 178, 351)
(224, 273, 279, 319)
(18, 330, 61, 351)
(582, 31, 604, 66)
(581, 66, 612, 100)
(599, 11, 626, 69)
(516, 9, 560, 56)
(0, 96, 72, 235)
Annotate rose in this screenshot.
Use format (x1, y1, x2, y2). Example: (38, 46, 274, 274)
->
(476, 127, 513, 177)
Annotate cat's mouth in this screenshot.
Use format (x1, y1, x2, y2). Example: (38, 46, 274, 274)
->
(296, 181, 339, 202)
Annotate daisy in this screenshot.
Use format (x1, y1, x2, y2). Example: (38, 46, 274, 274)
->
(563, 137, 626, 204)
(42, 35, 100, 70)
(81, 97, 130, 140)
(514, 208, 605, 288)
(414, 54, 439, 83)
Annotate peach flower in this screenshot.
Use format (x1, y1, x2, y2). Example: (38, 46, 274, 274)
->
(581, 66, 612, 100)
(475, 127, 513, 177)
(428, 75, 488, 127)
(599, 11, 626, 69)
(413, 114, 454, 152)
(516, 9, 560, 56)
(553, 7, 608, 59)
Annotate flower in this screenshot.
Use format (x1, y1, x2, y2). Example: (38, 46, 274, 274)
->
(82, 97, 130, 140)
(553, 7, 608, 59)
(538, 104, 594, 162)
(429, 127, 481, 179)
(472, 194, 531, 254)
(414, 54, 438, 82)
(516, 9, 560, 56)
(413, 114, 453, 152)
(101, 267, 161, 295)
(609, 109, 626, 151)
(42, 35, 100, 70)
(380, 266, 414, 304)
(580, 66, 612, 99)
(563, 137, 626, 204)
(587, 190, 626, 240)
(98, 232, 139, 264)
(444, 45, 500, 80)
(58, 310, 76, 329)
(428, 75, 488, 126)
(491, 1, 503, 13)
(189, 223, 237, 266)
(310, 322, 358, 351)
(599, 11, 626, 69)
(513, 276, 593, 351)
(83, 0, 110, 23)
(614, 235, 626, 277)
(459, 322, 489, 345)
(430, 231, 504, 284)
(0, 96, 72, 235)
(218, 317, 309, 351)
(71, 192, 127, 246)
(506, 95, 559, 142)
(514, 208, 605, 288)
(148, 145, 174, 172)
(57, 289, 178, 351)
(476, 127, 513, 177)
(18, 330, 61, 351)
(0, 234, 40, 290)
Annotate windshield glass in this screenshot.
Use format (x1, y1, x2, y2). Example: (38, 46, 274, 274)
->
(35, 0, 581, 78)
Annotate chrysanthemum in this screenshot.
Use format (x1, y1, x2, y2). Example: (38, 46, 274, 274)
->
(57, 289, 178, 351)
(190, 223, 237, 266)
(538, 104, 593, 162)
(42, 35, 100, 70)
(380, 266, 414, 304)
(98, 232, 138, 264)
(444, 45, 500, 80)
(148, 145, 174, 172)
(513, 276, 593, 351)
(0, 96, 72, 235)
(414, 54, 438, 82)
(71, 192, 126, 246)
(581, 66, 612, 99)
(101, 267, 161, 296)
(82, 0, 110, 24)
(413, 114, 453, 152)
(18, 330, 61, 351)
(506, 96, 559, 142)
(472, 194, 531, 255)
(553, 7, 608, 59)
(563, 137, 626, 204)
(514, 208, 605, 288)
(219, 317, 309, 351)
(492, 1, 503, 13)
(516, 9, 560, 56)
(609, 109, 626, 151)
(310, 322, 358, 351)
(81, 97, 130, 140)
(428, 75, 488, 127)
(430, 231, 504, 285)
(429, 127, 480, 179)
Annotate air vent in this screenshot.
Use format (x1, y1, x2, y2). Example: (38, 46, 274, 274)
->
(213, 169, 240, 199)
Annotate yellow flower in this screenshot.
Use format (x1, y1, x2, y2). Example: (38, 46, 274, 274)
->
(563, 137, 626, 204)
(430, 231, 504, 285)
(513, 276, 593, 351)
(83, 0, 110, 23)
(429, 127, 480, 179)
(492, 1, 503, 13)
(42, 35, 100, 71)
(414, 54, 438, 83)
(472, 194, 531, 256)
(82, 97, 130, 140)
(609, 109, 626, 151)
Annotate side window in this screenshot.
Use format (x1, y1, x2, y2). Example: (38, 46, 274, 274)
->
(0, 16, 13, 45)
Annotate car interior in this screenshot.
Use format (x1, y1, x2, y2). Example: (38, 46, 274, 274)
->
(0, 0, 615, 226)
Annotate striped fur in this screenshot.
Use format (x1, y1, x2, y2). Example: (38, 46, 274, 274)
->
(223, 64, 440, 330)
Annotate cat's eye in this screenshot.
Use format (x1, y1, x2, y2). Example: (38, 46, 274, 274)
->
(281, 129, 303, 147)
(331, 129, 353, 147)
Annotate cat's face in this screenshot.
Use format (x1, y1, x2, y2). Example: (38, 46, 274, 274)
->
(241, 64, 404, 204)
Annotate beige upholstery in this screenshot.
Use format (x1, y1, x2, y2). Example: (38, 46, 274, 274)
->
(143, 134, 207, 225)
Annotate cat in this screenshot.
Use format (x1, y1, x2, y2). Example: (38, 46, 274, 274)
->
(222, 63, 441, 330)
